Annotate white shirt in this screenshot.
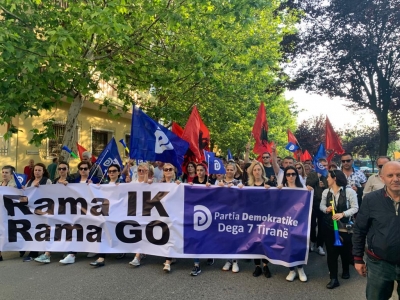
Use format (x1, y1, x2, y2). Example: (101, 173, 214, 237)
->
(320, 187, 359, 217)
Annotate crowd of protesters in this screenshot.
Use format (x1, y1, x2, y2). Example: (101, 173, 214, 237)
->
(0, 148, 399, 299)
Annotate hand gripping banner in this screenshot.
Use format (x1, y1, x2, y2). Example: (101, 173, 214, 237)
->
(0, 184, 312, 267)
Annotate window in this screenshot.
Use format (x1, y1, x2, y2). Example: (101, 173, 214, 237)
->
(92, 129, 113, 156)
(0, 135, 8, 156)
(48, 124, 66, 157)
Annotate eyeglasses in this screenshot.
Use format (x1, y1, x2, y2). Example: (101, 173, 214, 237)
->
(285, 173, 297, 177)
(79, 167, 88, 171)
(58, 167, 67, 171)
(138, 169, 147, 173)
(341, 159, 352, 163)
(262, 156, 270, 159)
(296, 167, 302, 170)
(164, 168, 173, 172)
(108, 169, 118, 173)
(378, 165, 383, 169)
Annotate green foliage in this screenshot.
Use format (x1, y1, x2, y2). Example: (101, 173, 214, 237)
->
(0, 0, 298, 151)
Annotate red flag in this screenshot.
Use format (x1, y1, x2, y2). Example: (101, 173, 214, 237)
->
(301, 150, 313, 162)
(287, 129, 302, 160)
(182, 106, 210, 162)
(252, 102, 272, 155)
(171, 122, 184, 138)
(76, 143, 96, 163)
(325, 116, 344, 155)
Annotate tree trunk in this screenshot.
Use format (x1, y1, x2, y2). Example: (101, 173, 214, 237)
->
(377, 112, 389, 155)
(61, 94, 86, 162)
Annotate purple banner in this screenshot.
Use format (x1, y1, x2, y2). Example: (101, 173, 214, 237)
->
(184, 186, 313, 267)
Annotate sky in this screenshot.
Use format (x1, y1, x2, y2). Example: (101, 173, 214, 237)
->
(285, 90, 377, 130)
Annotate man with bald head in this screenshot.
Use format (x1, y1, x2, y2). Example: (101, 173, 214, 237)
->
(353, 161, 400, 300)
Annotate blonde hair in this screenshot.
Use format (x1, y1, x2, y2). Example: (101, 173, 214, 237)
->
(247, 161, 268, 186)
(162, 163, 176, 182)
(295, 162, 305, 177)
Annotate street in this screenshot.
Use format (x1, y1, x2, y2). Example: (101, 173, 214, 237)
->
(0, 250, 371, 300)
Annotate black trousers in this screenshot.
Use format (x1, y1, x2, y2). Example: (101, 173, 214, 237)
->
(323, 226, 352, 279)
(310, 208, 324, 247)
(254, 259, 269, 265)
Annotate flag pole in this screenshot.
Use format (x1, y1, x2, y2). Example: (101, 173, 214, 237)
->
(88, 149, 109, 182)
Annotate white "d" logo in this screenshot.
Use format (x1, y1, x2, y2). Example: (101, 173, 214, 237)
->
(193, 205, 212, 231)
(154, 128, 174, 154)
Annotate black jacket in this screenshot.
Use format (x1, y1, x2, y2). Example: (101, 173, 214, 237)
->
(306, 171, 328, 210)
(352, 189, 400, 264)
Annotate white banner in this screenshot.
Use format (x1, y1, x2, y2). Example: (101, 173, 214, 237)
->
(0, 183, 186, 257)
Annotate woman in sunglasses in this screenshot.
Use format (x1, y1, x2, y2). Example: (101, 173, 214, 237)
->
(130, 162, 153, 184)
(73, 161, 100, 184)
(278, 166, 313, 283)
(246, 161, 272, 278)
(160, 163, 180, 272)
(53, 161, 74, 185)
(90, 164, 124, 267)
(295, 162, 306, 186)
(320, 170, 358, 289)
(36, 162, 75, 264)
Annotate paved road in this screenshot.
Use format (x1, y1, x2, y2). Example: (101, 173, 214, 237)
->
(0, 250, 373, 300)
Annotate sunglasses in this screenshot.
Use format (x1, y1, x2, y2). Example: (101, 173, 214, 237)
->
(58, 167, 67, 171)
(296, 167, 302, 170)
(138, 169, 147, 173)
(164, 168, 173, 172)
(341, 159, 352, 163)
(262, 156, 270, 159)
(108, 169, 118, 173)
(79, 167, 89, 171)
(286, 173, 297, 177)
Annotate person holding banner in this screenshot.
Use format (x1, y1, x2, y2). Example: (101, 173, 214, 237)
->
(0, 165, 18, 261)
(23, 163, 52, 263)
(90, 164, 124, 267)
(53, 162, 74, 185)
(217, 162, 241, 188)
(82, 151, 103, 181)
(34, 162, 75, 264)
(73, 161, 100, 184)
(278, 166, 313, 282)
(181, 162, 197, 183)
(161, 163, 180, 272)
(245, 161, 272, 278)
(320, 170, 358, 289)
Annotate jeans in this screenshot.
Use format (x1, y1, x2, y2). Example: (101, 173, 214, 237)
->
(366, 256, 400, 300)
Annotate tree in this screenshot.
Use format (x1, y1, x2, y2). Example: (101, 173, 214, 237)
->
(284, 0, 400, 155)
(295, 115, 326, 156)
(0, 0, 298, 159)
(341, 124, 398, 171)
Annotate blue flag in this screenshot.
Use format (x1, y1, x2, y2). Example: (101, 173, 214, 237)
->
(13, 172, 25, 189)
(285, 142, 299, 152)
(205, 150, 226, 174)
(313, 143, 328, 177)
(227, 149, 233, 161)
(95, 137, 123, 175)
(130, 106, 189, 175)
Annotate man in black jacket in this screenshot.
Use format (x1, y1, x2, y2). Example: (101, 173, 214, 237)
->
(353, 161, 400, 300)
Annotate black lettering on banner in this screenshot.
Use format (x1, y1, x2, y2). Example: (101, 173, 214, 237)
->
(34, 224, 51, 241)
(3, 195, 32, 216)
(115, 221, 142, 243)
(58, 197, 87, 215)
(142, 191, 169, 217)
(86, 225, 103, 242)
(90, 198, 110, 216)
(145, 220, 169, 245)
(34, 198, 55, 215)
(127, 192, 137, 216)
(54, 224, 84, 241)
(8, 219, 32, 242)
